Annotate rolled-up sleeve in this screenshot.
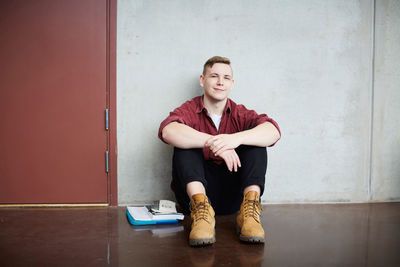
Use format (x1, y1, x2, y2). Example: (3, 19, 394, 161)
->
(158, 104, 193, 143)
(236, 105, 281, 146)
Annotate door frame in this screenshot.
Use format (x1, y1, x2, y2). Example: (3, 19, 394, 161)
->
(108, 0, 117, 206)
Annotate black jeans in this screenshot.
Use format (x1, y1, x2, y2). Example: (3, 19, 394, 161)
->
(171, 146, 267, 215)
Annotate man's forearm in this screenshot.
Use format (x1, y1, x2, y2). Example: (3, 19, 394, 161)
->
(162, 122, 212, 149)
(235, 122, 280, 147)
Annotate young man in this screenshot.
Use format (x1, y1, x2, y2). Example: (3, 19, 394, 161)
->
(158, 56, 280, 246)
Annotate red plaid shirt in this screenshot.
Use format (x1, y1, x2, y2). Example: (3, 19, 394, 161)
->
(158, 95, 280, 162)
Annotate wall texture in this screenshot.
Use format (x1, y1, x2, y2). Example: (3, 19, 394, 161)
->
(117, 0, 400, 205)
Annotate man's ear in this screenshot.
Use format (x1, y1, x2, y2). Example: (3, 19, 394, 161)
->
(199, 75, 204, 87)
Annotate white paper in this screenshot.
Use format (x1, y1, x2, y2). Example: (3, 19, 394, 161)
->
(127, 206, 152, 221)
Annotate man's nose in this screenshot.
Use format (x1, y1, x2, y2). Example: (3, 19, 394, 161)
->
(217, 76, 224, 85)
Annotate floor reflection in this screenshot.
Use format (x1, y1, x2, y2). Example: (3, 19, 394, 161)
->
(0, 203, 399, 266)
(130, 223, 184, 238)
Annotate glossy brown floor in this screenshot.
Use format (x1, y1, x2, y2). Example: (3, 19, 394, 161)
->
(1, 203, 399, 266)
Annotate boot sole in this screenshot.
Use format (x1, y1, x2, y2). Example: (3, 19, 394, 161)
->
(189, 237, 216, 246)
(236, 225, 265, 244)
(189, 230, 216, 247)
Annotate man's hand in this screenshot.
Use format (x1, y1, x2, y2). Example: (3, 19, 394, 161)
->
(205, 134, 242, 156)
(218, 149, 241, 172)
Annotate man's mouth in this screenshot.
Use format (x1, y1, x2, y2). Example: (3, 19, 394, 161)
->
(214, 88, 224, 92)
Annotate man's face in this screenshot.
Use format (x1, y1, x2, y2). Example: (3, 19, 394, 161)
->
(200, 63, 234, 103)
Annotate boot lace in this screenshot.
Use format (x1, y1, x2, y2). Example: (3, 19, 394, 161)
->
(191, 201, 211, 223)
(243, 199, 262, 223)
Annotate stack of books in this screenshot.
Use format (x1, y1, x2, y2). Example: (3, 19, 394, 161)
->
(126, 200, 184, 225)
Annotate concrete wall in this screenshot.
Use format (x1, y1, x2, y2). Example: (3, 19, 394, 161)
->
(117, 0, 400, 205)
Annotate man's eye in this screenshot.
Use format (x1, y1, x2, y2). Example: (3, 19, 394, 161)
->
(225, 77, 231, 80)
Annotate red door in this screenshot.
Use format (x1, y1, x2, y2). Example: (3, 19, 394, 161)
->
(0, 0, 114, 204)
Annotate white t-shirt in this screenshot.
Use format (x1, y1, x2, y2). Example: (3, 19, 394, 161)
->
(208, 113, 222, 131)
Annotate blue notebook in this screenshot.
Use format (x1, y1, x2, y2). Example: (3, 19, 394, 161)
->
(126, 209, 179, 225)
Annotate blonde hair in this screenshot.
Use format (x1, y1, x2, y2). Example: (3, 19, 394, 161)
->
(202, 56, 231, 75)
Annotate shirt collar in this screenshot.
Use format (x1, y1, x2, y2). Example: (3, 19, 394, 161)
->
(196, 95, 232, 114)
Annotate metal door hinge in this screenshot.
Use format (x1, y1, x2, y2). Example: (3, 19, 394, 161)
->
(105, 151, 109, 173)
(105, 109, 109, 130)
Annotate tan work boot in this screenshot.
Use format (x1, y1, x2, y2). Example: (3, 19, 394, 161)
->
(189, 193, 216, 246)
(236, 191, 265, 243)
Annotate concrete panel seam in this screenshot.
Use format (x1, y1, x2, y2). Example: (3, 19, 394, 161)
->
(368, 0, 376, 202)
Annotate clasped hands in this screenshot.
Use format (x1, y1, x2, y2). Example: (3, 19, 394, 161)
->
(205, 134, 242, 172)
